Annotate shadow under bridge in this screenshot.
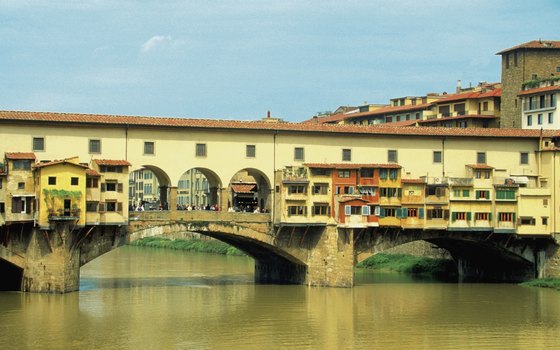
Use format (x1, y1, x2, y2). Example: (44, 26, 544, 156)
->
(127, 211, 309, 284)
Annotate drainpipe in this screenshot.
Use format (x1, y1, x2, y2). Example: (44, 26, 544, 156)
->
(442, 137, 446, 177)
(272, 130, 277, 225)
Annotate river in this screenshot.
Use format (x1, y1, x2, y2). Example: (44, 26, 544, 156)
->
(1, 246, 559, 349)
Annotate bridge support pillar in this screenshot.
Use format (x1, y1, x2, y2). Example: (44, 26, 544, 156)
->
(543, 235, 560, 278)
(305, 225, 354, 287)
(21, 223, 81, 293)
(168, 186, 177, 211)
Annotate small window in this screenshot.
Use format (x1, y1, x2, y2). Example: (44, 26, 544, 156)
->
(71, 177, 79, 186)
(195, 143, 206, 157)
(476, 152, 486, 164)
(542, 217, 549, 225)
(433, 151, 442, 163)
(388, 150, 397, 163)
(246, 145, 256, 158)
(548, 112, 554, 124)
(48, 177, 56, 185)
(531, 74, 538, 80)
(520, 152, 529, 165)
(360, 168, 374, 178)
(527, 115, 533, 126)
(18, 182, 25, 189)
(294, 147, 305, 161)
(144, 141, 155, 155)
(342, 148, 351, 162)
(32, 137, 45, 151)
(538, 114, 543, 125)
(89, 139, 101, 154)
(338, 170, 351, 178)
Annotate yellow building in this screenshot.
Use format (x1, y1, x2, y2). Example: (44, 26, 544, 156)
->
(3, 152, 36, 224)
(90, 159, 131, 225)
(34, 157, 88, 229)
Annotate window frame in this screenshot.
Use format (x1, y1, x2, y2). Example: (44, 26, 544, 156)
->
(388, 149, 398, 163)
(476, 152, 486, 165)
(195, 143, 207, 157)
(32, 137, 45, 152)
(144, 141, 155, 155)
(89, 139, 101, 154)
(342, 148, 352, 162)
(520, 152, 529, 165)
(246, 144, 256, 158)
(294, 147, 305, 161)
(433, 151, 442, 164)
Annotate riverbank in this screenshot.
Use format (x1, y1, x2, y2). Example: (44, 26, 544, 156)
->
(130, 237, 245, 256)
(357, 253, 457, 278)
(521, 278, 560, 291)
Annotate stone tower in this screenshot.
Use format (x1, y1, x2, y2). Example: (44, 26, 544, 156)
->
(497, 40, 560, 128)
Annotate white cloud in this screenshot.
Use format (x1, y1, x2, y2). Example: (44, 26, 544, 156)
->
(141, 35, 173, 53)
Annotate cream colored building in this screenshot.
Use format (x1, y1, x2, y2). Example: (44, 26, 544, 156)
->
(1, 110, 560, 237)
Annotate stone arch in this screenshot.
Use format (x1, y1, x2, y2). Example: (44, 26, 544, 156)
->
(0, 257, 24, 291)
(227, 168, 272, 212)
(354, 228, 551, 282)
(129, 165, 172, 209)
(176, 167, 223, 209)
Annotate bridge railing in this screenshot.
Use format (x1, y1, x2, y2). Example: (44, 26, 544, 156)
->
(129, 210, 271, 224)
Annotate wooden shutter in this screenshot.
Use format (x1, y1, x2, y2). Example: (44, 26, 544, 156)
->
(117, 183, 123, 193)
(101, 183, 106, 192)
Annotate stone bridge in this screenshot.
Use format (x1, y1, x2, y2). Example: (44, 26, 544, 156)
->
(1, 210, 559, 293)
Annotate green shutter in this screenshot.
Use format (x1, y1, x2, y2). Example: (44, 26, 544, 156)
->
(476, 191, 480, 199)
(489, 212, 492, 221)
(467, 212, 472, 221)
(397, 188, 402, 198)
(401, 207, 408, 218)
(418, 208, 424, 219)
(463, 189, 469, 197)
(451, 212, 457, 222)
(379, 208, 385, 218)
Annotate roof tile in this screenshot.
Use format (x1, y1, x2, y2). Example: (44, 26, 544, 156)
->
(5, 152, 36, 160)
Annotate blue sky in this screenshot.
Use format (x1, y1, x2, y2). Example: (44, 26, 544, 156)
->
(1, 1, 559, 122)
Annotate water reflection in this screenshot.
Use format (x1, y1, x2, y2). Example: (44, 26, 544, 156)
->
(0, 246, 559, 349)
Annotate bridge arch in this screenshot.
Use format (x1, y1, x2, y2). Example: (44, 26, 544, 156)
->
(129, 165, 172, 209)
(354, 228, 550, 281)
(227, 168, 272, 212)
(176, 167, 223, 209)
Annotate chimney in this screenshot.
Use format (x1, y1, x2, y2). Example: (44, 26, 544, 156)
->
(456, 80, 462, 93)
(267, 110, 271, 118)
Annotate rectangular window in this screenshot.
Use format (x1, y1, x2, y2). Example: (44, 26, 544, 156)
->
(407, 208, 418, 217)
(476, 152, 486, 164)
(32, 137, 45, 151)
(520, 152, 529, 165)
(89, 139, 101, 154)
(71, 177, 79, 186)
(312, 204, 329, 216)
(13, 160, 32, 170)
(379, 169, 388, 180)
(498, 212, 514, 222)
(312, 184, 328, 195)
(288, 185, 306, 194)
(86, 177, 99, 188)
(538, 114, 543, 125)
(144, 141, 155, 155)
(549, 112, 554, 124)
(519, 217, 536, 225)
(48, 177, 56, 185)
(496, 189, 516, 200)
(360, 168, 374, 178)
(542, 217, 549, 225)
(294, 147, 304, 161)
(475, 212, 490, 221)
(86, 202, 98, 212)
(388, 150, 397, 163)
(475, 190, 490, 199)
(287, 205, 306, 216)
(342, 148, 351, 161)
(246, 145, 256, 158)
(338, 170, 350, 178)
(462, 189, 470, 197)
(195, 143, 207, 157)
(433, 151, 442, 163)
(18, 182, 25, 189)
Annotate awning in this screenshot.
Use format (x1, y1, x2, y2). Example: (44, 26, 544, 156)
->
(509, 176, 529, 185)
(231, 184, 256, 193)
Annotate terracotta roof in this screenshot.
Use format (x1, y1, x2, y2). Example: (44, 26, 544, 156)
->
(518, 85, 560, 96)
(93, 159, 132, 166)
(435, 88, 501, 104)
(86, 169, 101, 177)
(34, 159, 89, 169)
(338, 197, 369, 203)
(305, 163, 402, 169)
(5, 152, 36, 160)
(231, 183, 256, 193)
(497, 40, 560, 54)
(0, 110, 558, 139)
(401, 179, 426, 184)
(466, 164, 495, 169)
